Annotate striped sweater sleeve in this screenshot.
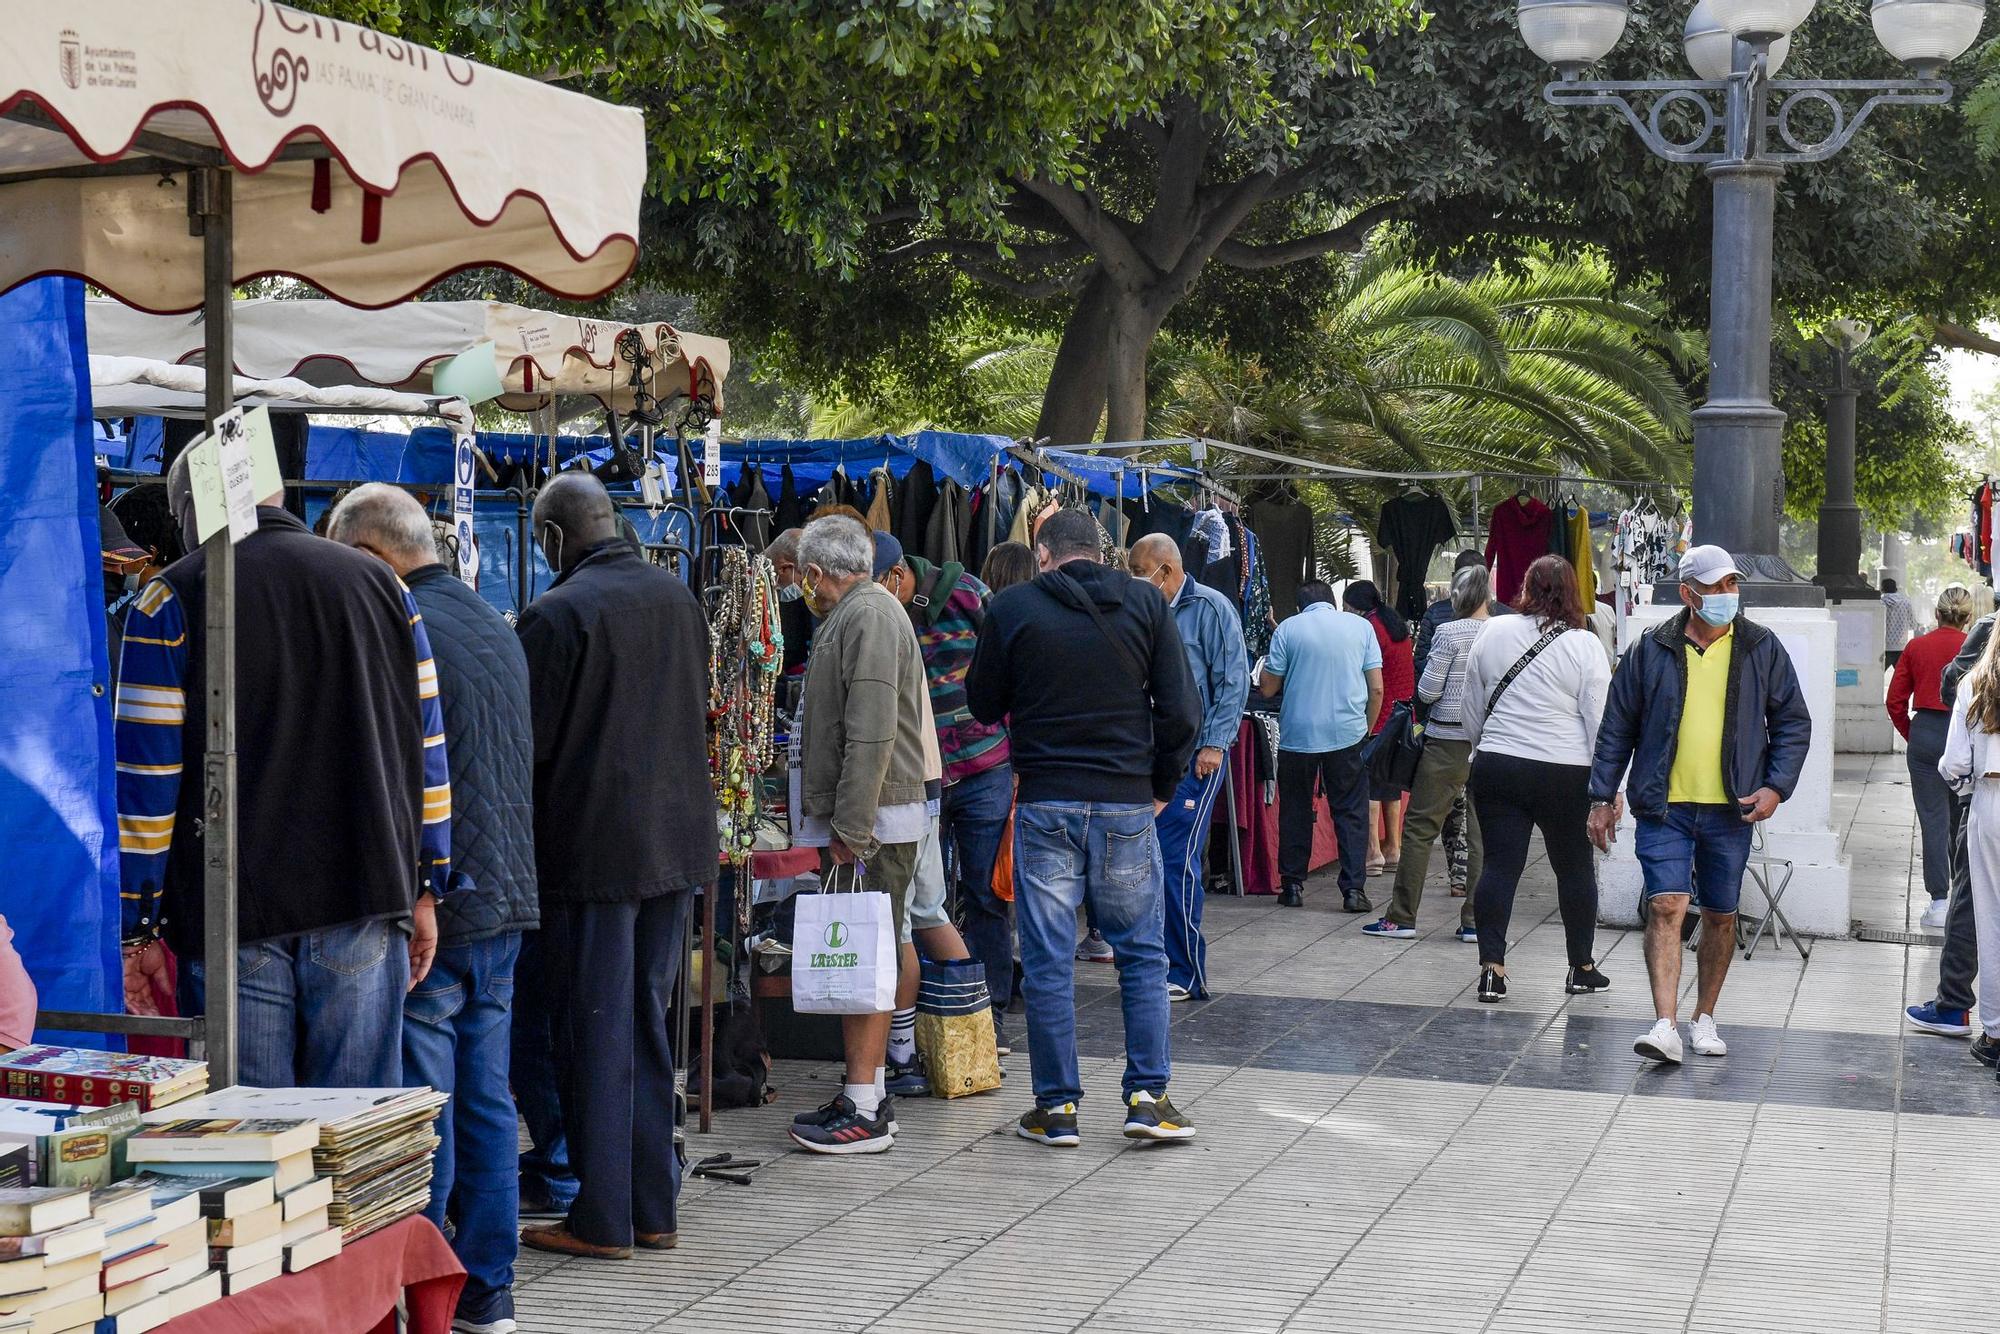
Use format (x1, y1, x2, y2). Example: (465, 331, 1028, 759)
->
(114, 579, 188, 941)
(408, 586, 452, 898)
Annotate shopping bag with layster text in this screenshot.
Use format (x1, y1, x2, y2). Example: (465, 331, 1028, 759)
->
(790, 878, 897, 1015)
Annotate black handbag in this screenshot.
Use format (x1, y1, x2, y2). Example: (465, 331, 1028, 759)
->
(1362, 699, 1426, 793)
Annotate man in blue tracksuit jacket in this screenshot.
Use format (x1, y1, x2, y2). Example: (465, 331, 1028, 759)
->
(1128, 534, 1250, 1001)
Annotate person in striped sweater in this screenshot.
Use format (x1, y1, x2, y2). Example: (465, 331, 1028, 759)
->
(116, 450, 449, 1089)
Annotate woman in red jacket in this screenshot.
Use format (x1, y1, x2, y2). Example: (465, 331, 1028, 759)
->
(1888, 584, 1973, 929)
(1345, 581, 1415, 875)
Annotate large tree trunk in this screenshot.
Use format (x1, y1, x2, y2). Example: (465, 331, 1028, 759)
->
(1103, 287, 1167, 444)
(1035, 268, 1112, 443)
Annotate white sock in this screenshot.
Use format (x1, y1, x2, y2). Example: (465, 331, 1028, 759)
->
(889, 1009, 917, 1064)
(874, 1067, 886, 1099)
(1129, 1089, 1158, 1106)
(846, 1082, 882, 1118)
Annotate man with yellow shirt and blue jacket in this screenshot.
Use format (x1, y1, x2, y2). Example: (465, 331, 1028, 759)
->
(1587, 546, 1811, 1066)
(116, 451, 451, 1090)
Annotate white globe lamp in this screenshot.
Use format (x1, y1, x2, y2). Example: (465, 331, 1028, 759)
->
(1872, 0, 1988, 76)
(1709, 0, 1820, 42)
(1518, 0, 1630, 74)
(1686, 1, 1794, 78)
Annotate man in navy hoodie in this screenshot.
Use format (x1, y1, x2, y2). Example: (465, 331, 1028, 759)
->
(967, 508, 1201, 1150)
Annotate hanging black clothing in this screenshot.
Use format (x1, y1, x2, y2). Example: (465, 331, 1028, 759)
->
(771, 465, 806, 535)
(926, 479, 971, 566)
(1375, 490, 1457, 621)
(895, 461, 939, 555)
(1247, 493, 1315, 618)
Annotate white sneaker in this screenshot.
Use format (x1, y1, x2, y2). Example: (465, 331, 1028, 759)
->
(1689, 1014, 1727, 1057)
(1921, 899, 1949, 930)
(1166, 983, 1193, 1003)
(1634, 1018, 1684, 1064)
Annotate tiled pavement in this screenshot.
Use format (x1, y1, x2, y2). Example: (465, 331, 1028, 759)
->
(516, 756, 1999, 1333)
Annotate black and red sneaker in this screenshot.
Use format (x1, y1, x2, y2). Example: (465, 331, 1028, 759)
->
(788, 1095, 895, 1155)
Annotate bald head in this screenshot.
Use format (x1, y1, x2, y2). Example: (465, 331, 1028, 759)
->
(327, 483, 440, 578)
(533, 470, 619, 575)
(1127, 532, 1184, 599)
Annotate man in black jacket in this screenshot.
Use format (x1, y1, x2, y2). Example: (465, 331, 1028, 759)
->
(117, 456, 449, 1091)
(513, 473, 717, 1261)
(329, 486, 536, 1331)
(966, 508, 1202, 1150)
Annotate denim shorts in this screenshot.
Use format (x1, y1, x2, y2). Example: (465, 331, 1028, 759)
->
(1634, 803, 1755, 914)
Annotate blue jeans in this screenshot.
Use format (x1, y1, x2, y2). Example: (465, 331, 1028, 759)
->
(404, 933, 520, 1315)
(942, 764, 1015, 1014)
(1636, 803, 1755, 914)
(510, 930, 576, 1210)
(180, 917, 408, 1088)
(1157, 761, 1225, 997)
(1014, 801, 1171, 1109)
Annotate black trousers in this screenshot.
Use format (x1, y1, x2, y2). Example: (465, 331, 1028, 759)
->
(1278, 742, 1369, 892)
(540, 891, 691, 1248)
(1936, 795, 1979, 1013)
(1469, 751, 1597, 969)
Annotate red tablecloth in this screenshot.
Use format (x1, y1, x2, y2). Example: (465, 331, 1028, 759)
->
(749, 846, 818, 879)
(1214, 718, 1343, 895)
(154, 1216, 464, 1334)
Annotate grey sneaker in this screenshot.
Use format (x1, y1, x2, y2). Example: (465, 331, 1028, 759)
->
(1076, 930, 1114, 963)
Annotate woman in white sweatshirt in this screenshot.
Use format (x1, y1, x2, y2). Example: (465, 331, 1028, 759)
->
(1461, 555, 1612, 1003)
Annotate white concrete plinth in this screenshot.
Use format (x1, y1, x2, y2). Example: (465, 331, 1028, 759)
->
(1597, 603, 1851, 937)
(1829, 598, 1891, 754)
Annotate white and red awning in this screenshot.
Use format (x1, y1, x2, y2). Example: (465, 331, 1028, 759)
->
(86, 298, 730, 414)
(0, 0, 646, 309)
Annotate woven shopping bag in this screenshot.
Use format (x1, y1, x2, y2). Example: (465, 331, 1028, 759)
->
(913, 957, 1002, 1098)
(789, 866, 898, 1015)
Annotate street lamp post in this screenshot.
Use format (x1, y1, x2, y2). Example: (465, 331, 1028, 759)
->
(1517, 0, 1986, 606)
(1815, 319, 1876, 599)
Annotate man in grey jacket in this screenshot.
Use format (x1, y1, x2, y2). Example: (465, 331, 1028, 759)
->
(330, 486, 536, 1329)
(789, 515, 934, 1155)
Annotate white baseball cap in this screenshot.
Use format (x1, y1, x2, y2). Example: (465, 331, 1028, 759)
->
(1679, 544, 1742, 587)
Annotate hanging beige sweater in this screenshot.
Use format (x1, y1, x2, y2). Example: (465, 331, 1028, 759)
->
(864, 468, 894, 532)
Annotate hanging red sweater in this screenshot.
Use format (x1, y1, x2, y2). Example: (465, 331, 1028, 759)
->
(1485, 496, 1554, 604)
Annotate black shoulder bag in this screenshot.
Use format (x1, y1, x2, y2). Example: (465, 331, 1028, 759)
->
(1486, 622, 1568, 714)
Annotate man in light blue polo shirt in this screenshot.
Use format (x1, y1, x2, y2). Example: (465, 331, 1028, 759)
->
(1258, 581, 1383, 911)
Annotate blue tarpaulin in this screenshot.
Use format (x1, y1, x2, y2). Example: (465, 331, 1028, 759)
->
(0, 278, 122, 1042)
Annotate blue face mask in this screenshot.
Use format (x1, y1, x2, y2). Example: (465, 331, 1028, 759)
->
(1696, 592, 1739, 627)
(777, 581, 804, 603)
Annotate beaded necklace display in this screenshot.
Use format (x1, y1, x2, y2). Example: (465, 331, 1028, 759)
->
(707, 545, 784, 893)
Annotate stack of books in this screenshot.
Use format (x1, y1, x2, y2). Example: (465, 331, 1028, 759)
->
(0, 1105, 141, 1193)
(0, 1051, 206, 1115)
(141, 1090, 444, 1242)
(119, 1118, 345, 1286)
(0, 1185, 103, 1333)
(86, 1176, 209, 1333)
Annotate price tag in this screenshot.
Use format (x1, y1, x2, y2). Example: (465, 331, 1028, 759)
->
(703, 418, 722, 488)
(214, 407, 257, 544)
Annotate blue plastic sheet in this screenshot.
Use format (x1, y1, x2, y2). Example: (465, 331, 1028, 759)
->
(0, 279, 122, 1042)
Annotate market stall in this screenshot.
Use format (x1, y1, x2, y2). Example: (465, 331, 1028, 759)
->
(0, 0, 645, 1119)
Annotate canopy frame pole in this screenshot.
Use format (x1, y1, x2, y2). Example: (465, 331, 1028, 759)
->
(192, 165, 238, 1088)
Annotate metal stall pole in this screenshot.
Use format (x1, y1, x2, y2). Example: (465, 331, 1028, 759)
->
(1221, 750, 1246, 895)
(193, 166, 237, 1087)
(514, 487, 533, 614)
(699, 878, 716, 1134)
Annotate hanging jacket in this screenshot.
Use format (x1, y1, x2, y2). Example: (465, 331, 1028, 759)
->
(926, 479, 971, 566)
(864, 467, 895, 532)
(896, 461, 939, 555)
(771, 464, 806, 534)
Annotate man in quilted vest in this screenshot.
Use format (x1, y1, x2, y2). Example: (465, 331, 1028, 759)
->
(330, 486, 537, 1333)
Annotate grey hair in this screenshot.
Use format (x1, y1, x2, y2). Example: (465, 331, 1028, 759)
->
(1450, 563, 1491, 619)
(798, 515, 873, 578)
(327, 483, 438, 563)
(766, 528, 802, 565)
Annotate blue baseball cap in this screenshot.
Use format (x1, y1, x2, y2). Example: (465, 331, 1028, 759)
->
(871, 530, 904, 580)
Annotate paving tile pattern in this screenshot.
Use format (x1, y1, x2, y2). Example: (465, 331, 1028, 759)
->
(513, 756, 2000, 1332)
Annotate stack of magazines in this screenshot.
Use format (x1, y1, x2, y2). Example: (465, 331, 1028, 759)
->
(139, 1089, 446, 1241)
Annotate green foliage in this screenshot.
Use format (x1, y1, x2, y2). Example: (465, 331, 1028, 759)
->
(1774, 317, 1973, 530)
